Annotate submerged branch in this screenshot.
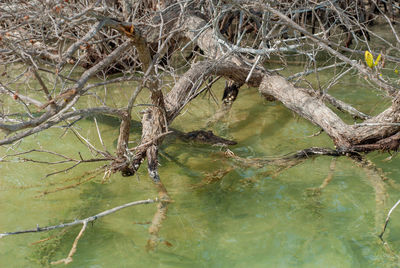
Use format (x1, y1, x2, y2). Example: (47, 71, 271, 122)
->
(51, 221, 87, 265)
(0, 199, 158, 238)
(146, 145, 171, 251)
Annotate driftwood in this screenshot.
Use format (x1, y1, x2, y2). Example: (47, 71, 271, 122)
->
(1, 0, 400, 260)
(108, 7, 400, 178)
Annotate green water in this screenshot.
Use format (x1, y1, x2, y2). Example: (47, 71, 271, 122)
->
(1, 66, 400, 268)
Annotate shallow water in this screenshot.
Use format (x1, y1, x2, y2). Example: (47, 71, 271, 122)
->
(1, 64, 400, 268)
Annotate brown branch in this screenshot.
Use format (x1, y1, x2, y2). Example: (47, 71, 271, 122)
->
(31, 68, 55, 108)
(37, 168, 103, 196)
(51, 221, 87, 265)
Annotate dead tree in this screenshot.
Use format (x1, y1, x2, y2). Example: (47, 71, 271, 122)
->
(1, 0, 400, 261)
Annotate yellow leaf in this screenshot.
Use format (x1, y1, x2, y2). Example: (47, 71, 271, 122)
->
(374, 53, 382, 66)
(395, 69, 399, 74)
(365, 51, 374, 68)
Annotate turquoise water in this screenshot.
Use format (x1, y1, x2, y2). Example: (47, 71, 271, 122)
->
(1, 67, 400, 268)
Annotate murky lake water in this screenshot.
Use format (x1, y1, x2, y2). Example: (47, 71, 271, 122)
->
(1, 61, 400, 268)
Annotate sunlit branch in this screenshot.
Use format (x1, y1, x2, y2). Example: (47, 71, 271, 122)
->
(0, 198, 158, 238)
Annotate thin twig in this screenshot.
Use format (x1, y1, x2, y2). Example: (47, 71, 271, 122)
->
(94, 117, 107, 152)
(379, 199, 400, 240)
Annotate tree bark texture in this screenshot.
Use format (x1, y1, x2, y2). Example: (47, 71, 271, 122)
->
(115, 8, 400, 175)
